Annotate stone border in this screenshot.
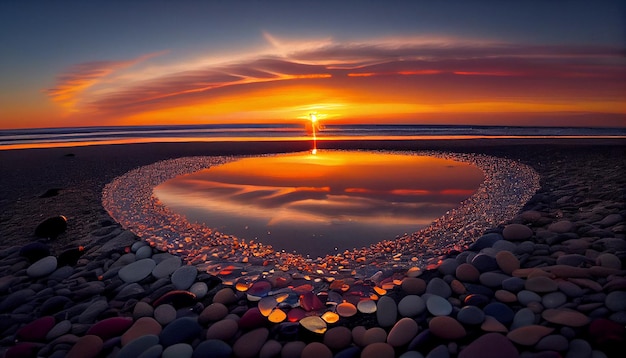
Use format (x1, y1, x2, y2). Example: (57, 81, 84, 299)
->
(102, 151, 540, 278)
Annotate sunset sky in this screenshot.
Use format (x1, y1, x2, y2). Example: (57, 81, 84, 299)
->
(1, 0, 624, 130)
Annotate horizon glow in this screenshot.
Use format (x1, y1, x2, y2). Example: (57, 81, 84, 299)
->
(1, 1, 624, 130)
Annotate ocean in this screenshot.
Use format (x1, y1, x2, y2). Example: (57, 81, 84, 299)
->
(1, 124, 624, 150)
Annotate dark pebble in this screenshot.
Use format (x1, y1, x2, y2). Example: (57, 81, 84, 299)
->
(483, 302, 514, 325)
(192, 339, 232, 358)
(469, 233, 503, 251)
(159, 317, 202, 347)
(19, 243, 50, 262)
(34, 216, 68, 238)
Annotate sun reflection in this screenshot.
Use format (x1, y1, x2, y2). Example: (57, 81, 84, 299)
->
(309, 112, 318, 154)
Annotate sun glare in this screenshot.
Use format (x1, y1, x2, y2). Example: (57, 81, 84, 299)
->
(309, 112, 318, 154)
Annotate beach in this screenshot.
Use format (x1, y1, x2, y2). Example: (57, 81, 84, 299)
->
(1, 139, 625, 358)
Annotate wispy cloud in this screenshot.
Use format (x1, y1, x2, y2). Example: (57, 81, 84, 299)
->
(48, 34, 625, 122)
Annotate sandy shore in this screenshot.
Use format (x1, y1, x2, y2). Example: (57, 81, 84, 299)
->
(1, 138, 625, 357)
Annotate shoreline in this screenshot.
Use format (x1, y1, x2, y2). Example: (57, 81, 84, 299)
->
(1, 139, 625, 357)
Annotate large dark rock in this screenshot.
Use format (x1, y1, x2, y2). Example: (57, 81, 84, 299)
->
(34, 216, 67, 238)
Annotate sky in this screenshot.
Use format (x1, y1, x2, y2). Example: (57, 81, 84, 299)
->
(0, 0, 624, 129)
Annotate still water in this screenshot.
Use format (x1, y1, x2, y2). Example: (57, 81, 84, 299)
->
(154, 151, 484, 257)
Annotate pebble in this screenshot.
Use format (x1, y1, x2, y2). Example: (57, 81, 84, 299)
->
(479, 272, 510, 288)
(282, 341, 306, 358)
(542, 308, 590, 327)
(206, 319, 239, 340)
(535, 334, 569, 351)
(507, 325, 554, 345)
(199, 303, 228, 324)
(116, 334, 160, 358)
(427, 277, 452, 298)
(162, 343, 193, 358)
(154, 304, 177, 325)
(188, 282, 208, 299)
(193, 339, 232, 358)
(376, 296, 398, 327)
(398, 295, 426, 317)
(171, 265, 197, 290)
(118, 259, 156, 283)
(301, 342, 332, 358)
(160, 317, 201, 347)
(548, 221, 574, 233)
(135, 245, 153, 260)
(27, 256, 58, 278)
(429, 316, 466, 340)
(471, 254, 499, 273)
(401, 277, 426, 294)
(259, 340, 282, 358)
(121, 317, 162, 346)
(212, 288, 237, 305)
(363, 327, 387, 345)
(480, 315, 508, 333)
(469, 233, 503, 251)
(525, 277, 558, 293)
(495, 251, 519, 275)
(455, 263, 480, 282)
(457, 305, 485, 325)
(511, 308, 535, 329)
(503, 224, 533, 241)
(323, 326, 352, 350)
(233, 328, 269, 358)
(46, 320, 72, 340)
(517, 290, 542, 305)
(458, 332, 519, 358)
(566, 339, 592, 358)
(35, 215, 68, 238)
(86, 317, 134, 341)
(361, 342, 394, 358)
(337, 302, 357, 317)
(133, 301, 154, 319)
(542, 291, 567, 308)
(426, 295, 452, 316)
(151, 257, 182, 278)
(605, 291, 626, 311)
(387, 318, 419, 347)
(66, 335, 103, 358)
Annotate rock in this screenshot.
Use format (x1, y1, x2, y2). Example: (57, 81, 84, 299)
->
(135, 245, 153, 260)
(206, 318, 239, 340)
(565, 339, 592, 358)
(300, 292, 324, 311)
(171, 265, 197, 290)
(541, 308, 590, 327)
(193, 339, 232, 358)
(471, 254, 498, 273)
(337, 302, 357, 317)
(542, 292, 567, 309)
(458, 332, 519, 358)
(398, 295, 426, 317)
(557, 281, 584, 297)
(152, 290, 196, 308)
(479, 272, 510, 288)
(160, 317, 202, 347)
(86, 317, 134, 340)
(46, 320, 72, 340)
(525, 276, 557, 293)
(66, 335, 103, 358)
(300, 316, 327, 334)
(133, 301, 154, 319)
(361, 342, 394, 358)
(402, 277, 426, 294)
(116, 335, 160, 358)
(556, 254, 591, 267)
(0, 288, 35, 312)
(481, 315, 508, 333)
(301, 342, 332, 358)
(595, 253, 622, 269)
(282, 341, 306, 358)
(376, 296, 397, 327)
(118, 259, 156, 283)
(517, 290, 542, 305)
(507, 325, 554, 345)
(503, 224, 533, 241)
(495, 251, 520, 275)
(199, 303, 228, 324)
(469, 233, 503, 251)
(15, 316, 55, 342)
(212, 288, 237, 305)
(35, 215, 67, 238)
(426, 295, 452, 316)
(510, 308, 535, 330)
(598, 213, 623, 227)
(121, 317, 162, 346)
(41, 295, 72, 315)
(323, 326, 352, 350)
(189, 282, 208, 299)
(162, 343, 193, 358)
(438, 258, 459, 275)
(495, 290, 517, 303)
(154, 304, 177, 325)
(363, 327, 387, 345)
(27, 256, 58, 278)
(19, 242, 50, 262)
(259, 340, 282, 358)
(429, 316, 466, 339)
(387, 318, 419, 347)
(483, 302, 514, 325)
(152, 257, 182, 278)
(78, 299, 108, 323)
(233, 327, 269, 358)
(548, 221, 574, 233)
(457, 306, 485, 325)
(535, 334, 569, 351)
(456, 263, 480, 282)
(426, 277, 452, 298)
(588, 318, 625, 350)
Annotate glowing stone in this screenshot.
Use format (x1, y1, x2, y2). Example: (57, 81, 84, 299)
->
(258, 296, 278, 316)
(268, 308, 287, 323)
(357, 300, 377, 314)
(300, 316, 327, 334)
(337, 302, 357, 317)
(321, 311, 340, 324)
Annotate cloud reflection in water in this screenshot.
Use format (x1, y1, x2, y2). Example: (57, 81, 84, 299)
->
(154, 151, 484, 257)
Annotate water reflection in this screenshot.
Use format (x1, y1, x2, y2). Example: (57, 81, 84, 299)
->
(154, 151, 484, 257)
